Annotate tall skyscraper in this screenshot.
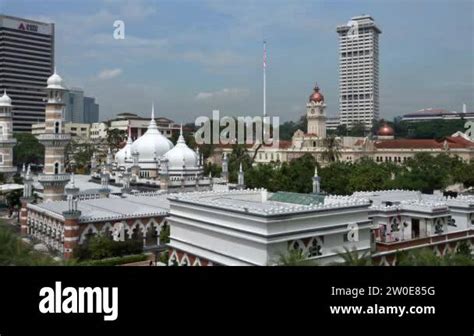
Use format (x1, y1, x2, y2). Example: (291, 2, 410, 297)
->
(0, 15, 54, 132)
(337, 15, 381, 129)
(64, 88, 99, 123)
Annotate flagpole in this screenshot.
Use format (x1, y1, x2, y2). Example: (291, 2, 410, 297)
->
(263, 40, 266, 118)
(263, 40, 267, 142)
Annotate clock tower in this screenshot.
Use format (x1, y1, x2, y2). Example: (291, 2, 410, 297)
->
(306, 83, 326, 138)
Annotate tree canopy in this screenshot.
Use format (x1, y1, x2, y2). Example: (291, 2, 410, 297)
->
(13, 133, 44, 167)
(226, 149, 474, 195)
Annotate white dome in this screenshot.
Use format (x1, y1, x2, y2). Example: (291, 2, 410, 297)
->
(115, 138, 133, 164)
(131, 104, 173, 162)
(47, 69, 65, 89)
(164, 128, 199, 169)
(0, 90, 12, 106)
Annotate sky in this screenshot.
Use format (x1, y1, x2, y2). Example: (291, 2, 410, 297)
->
(0, 0, 473, 123)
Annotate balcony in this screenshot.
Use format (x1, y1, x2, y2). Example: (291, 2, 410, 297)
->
(375, 230, 474, 253)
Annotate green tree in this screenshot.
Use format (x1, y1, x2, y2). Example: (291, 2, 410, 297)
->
(228, 144, 252, 183)
(320, 161, 352, 195)
(335, 247, 372, 266)
(348, 158, 392, 192)
(106, 128, 127, 150)
(0, 224, 56, 266)
(321, 135, 341, 163)
(396, 248, 443, 266)
(13, 132, 44, 167)
(348, 121, 366, 137)
(393, 153, 449, 193)
(160, 224, 170, 244)
(66, 140, 95, 173)
(335, 124, 348, 136)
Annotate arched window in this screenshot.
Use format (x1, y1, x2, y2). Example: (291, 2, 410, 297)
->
(55, 121, 60, 134)
(0, 154, 3, 164)
(54, 162, 59, 174)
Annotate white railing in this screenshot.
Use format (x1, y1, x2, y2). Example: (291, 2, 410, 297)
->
(38, 174, 70, 182)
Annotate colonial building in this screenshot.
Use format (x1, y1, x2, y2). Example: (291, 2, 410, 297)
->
(221, 83, 474, 166)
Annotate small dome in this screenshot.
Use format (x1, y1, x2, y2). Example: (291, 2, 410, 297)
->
(309, 83, 324, 103)
(0, 90, 12, 106)
(47, 68, 65, 89)
(131, 104, 174, 162)
(164, 127, 199, 169)
(378, 123, 394, 136)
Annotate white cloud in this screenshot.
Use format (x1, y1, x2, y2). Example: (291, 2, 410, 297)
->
(97, 68, 123, 80)
(195, 88, 249, 100)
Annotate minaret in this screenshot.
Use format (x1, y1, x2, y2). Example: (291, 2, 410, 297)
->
(37, 69, 71, 201)
(307, 83, 327, 138)
(237, 162, 245, 189)
(222, 152, 228, 183)
(131, 149, 140, 178)
(62, 194, 81, 260)
(312, 166, 321, 194)
(20, 165, 34, 235)
(159, 157, 169, 192)
(106, 147, 113, 172)
(0, 90, 17, 180)
(121, 169, 131, 194)
(65, 173, 80, 198)
(90, 152, 97, 174)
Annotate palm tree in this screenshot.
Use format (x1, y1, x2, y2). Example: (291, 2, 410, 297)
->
(396, 248, 443, 266)
(0, 223, 56, 266)
(275, 249, 316, 266)
(321, 135, 341, 163)
(335, 247, 371, 266)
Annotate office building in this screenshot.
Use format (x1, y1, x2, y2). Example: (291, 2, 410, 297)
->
(64, 88, 99, 123)
(83, 96, 99, 123)
(337, 15, 381, 129)
(0, 14, 54, 132)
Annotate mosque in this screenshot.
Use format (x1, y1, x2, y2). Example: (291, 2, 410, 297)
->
(12, 70, 474, 265)
(94, 103, 213, 193)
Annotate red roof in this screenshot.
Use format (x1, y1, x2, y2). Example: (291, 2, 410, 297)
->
(375, 136, 474, 149)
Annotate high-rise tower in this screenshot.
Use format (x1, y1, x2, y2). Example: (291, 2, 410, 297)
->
(0, 90, 17, 180)
(0, 15, 55, 132)
(337, 15, 381, 129)
(37, 70, 71, 201)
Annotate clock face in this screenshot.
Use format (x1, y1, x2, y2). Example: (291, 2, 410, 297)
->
(311, 109, 315, 114)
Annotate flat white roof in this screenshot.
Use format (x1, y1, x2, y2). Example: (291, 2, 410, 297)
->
(28, 194, 170, 223)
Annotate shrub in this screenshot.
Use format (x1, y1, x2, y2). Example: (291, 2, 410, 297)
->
(79, 254, 147, 266)
(74, 235, 144, 261)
